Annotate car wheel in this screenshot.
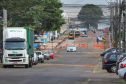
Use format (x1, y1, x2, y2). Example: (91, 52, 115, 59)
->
(41, 60, 44, 63)
(124, 73, 126, 81)
(106, 69, 112, 73)
(47, 58, 50, 60)
(110, 66, 116, 73)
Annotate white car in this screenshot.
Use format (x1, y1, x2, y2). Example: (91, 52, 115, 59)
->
(67, 45, 76, 52)
(34, 51, 44, 63)
(118, 57, 126, 81)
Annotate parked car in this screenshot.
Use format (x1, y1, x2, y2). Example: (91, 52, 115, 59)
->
(48, 50, 54, 59)
(34, 51, 44, 63)
(100, 48, 116, 57)
(118, 57, 126, 81)
(67, 45, 76, 52)
(80, 30, 88, 37)
(33, 53, 38, 65)
(103, 28, 109, 34)
(102, 52, 122, 73)
(42, 50, 50, 60)
(116, 53, 126, 75)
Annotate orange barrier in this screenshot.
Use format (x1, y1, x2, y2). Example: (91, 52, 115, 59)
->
(78, 44, 88, 47)
(94, 44, 103, 48)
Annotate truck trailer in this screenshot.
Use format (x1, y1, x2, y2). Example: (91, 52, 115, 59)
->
(3, 27, 34, 68)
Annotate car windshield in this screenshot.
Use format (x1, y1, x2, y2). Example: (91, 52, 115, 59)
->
(43, 50, 48, 54)
(5, 42, 26, 50)
(68, 45, 75, 47)
(75, 31, 79, 33)
(69, 34, 73, 36)
(48, 50, 53, 53)
(35, 52, 41, 55)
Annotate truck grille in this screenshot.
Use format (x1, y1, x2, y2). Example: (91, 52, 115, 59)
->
(8, 54, 23, 56)
(9, 60, 22, 62)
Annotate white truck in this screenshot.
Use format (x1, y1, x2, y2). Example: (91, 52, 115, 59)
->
(3, 27, 34, 68)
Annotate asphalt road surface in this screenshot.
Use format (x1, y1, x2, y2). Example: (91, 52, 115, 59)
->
(0, 31, 124, 84)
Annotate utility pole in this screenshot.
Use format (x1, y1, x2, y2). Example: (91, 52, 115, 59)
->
(122, 0, 126, 52)
(3, 9, 7, 27)
(118, 0, 123, 52)
(114, 0, 119, 48)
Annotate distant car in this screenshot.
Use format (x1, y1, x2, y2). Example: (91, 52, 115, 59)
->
(116, 53, 126, 75)
(33, 53, 38, 65)
(80, 31, 88, 37)
(100, 48, 116, 57)
(103, 28, 109, 34)
(67, 45, 76, 52)
(98, 33, 104, 41)
(102, 52, 122, 73)
(48, 50, 54, 59)
(42, 50, 50, 60)
(118, 57, 126, 81)
(34, 51, 44, 63)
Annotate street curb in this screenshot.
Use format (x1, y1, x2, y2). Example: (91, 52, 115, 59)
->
(55, 37, 68, 49)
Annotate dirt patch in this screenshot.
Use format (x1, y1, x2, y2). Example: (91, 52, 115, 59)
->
(37, 63, 101, 68)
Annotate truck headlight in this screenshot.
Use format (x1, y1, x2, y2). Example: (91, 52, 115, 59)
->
(5, 59, 8, 62)
(23, 59, 26, 62)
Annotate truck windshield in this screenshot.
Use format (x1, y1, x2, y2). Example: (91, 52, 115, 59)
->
(5, 42, 26, 50)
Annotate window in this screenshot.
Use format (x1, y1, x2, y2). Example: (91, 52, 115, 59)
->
(109, 54, 116, 60)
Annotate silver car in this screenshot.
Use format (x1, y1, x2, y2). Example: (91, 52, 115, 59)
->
(34, 51, 44, 63)
(67, 45, 76, 52)
(42, 50, 50, 60)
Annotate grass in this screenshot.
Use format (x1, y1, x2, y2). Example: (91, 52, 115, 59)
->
(118, 82, 126, 84)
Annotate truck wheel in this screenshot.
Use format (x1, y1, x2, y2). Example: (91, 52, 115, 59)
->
(3, 65, 8, 68)
(29, 58, 32, 67)
(25, 64, 29, 68)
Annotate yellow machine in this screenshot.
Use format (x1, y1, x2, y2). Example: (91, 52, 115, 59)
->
(68, 32, 74, 39)
(75, 30, 80, 36)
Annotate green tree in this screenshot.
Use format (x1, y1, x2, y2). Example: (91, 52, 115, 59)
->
(78, 4, 103, 28)
(0, 0, 34, 11)
(7, 0, 65, 34)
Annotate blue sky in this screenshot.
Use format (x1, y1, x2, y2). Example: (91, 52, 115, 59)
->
(60, 0, 115, 5)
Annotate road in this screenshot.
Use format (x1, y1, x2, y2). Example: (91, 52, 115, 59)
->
(0, 31, 124, 84)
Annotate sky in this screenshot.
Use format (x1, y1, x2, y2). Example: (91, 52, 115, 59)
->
(60, 0, 116, 5)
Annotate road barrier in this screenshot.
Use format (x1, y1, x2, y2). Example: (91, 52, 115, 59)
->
(93, 44, 103, 48)
(78, 44, 88, 47)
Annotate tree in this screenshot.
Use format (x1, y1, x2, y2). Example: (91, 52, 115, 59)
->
(7, 0, 65, 34)
(0, 0, 34, 11)
(78, 4, 103, 28)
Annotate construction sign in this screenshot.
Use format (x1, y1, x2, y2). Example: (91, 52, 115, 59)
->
(112, 40, 115, 44)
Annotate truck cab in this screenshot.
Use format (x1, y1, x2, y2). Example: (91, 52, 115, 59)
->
(3, 27, 34, 68)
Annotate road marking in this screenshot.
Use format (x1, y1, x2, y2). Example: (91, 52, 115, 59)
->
(59, 52, 101, 53)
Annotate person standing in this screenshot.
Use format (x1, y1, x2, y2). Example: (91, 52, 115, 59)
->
(97, 37, 99, 44)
